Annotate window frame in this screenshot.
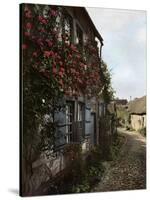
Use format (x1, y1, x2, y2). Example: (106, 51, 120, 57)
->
(77, 102, 85, 138)
(65, 101, 75, 143)
(76, 22, 83, 48)
(62, 10, 74, 44)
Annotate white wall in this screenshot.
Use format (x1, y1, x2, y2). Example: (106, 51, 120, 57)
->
(131, 114, 146, 131)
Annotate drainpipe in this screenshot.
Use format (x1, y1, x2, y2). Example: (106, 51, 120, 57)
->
(99, 42, 103, 68)
(98, 41, 103, 145)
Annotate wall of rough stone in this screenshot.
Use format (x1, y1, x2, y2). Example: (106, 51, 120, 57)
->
(29, 137, 91, 194)
(131, 114, 146, 131)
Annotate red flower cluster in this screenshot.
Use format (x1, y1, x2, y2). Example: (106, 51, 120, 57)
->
(50, 9, 58, 17)
(52, 67, 57, 74)
(44, 51, 55, 58)
(23, 4, 102, 97)
(25, 6, 32, 18)
(22, 44, 28, 50)
(32, 52, 38, 57)
(46, 39, 53, 47)
(26, 22, 32, 30)
(58, 67, 65, 77)
(24, 32, 30, 37)
(38, 16, 48, 25)
(70, 44, 78, 52)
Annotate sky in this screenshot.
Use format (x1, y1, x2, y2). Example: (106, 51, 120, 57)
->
(86, 7, 146, 101)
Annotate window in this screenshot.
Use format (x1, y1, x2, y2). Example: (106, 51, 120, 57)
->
(76, 24, 83, 47)
(66, 101, 74, 143)
(56, 13, 62, 41)
(78, 103, 83, 123)
(77, 102, 85, 137)
(63, 13, 73, 44)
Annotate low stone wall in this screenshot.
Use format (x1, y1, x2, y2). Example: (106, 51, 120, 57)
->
(27, 150, 65, 194)
(26, 137, 91, 195)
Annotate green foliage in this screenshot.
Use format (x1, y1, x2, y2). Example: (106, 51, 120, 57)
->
(116, 105, 130, 128)
(47, 145, 105, 194)
(69, 146, 105, 193)
(108, 135, 124, 160)
(22, 5, 66, 167)
(23, 64, 64, 162)
(47, 136, 124, 195)
(72, 180, 90, 193)
(101, 60, 115, 103)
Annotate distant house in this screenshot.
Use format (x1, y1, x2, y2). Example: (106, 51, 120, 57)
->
(115, 99, 128, 106)
(115, 99, 129, 127)
(128, 96, 146, 131)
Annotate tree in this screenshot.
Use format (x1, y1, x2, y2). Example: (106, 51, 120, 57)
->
(100, 60, 115, 103)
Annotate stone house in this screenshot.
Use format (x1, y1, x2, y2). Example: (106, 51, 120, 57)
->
(21, 4, 113, 195)
(128, 96, 146, 131)
(115, 99, 128, 106)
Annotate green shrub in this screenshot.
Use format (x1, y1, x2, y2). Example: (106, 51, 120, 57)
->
(108, 135, 124, 160)
(72, 180, 90, 193)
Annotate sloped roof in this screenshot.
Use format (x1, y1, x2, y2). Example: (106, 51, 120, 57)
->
(84, 8, 103, 44)
(64, 5, 103, 44)
(115, 99, 128, 105)
(128, 96, 146, 114)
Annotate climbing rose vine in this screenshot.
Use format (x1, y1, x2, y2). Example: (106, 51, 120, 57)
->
(22, 4, 102, 98)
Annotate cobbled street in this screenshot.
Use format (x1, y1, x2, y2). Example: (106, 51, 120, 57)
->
(92, 128, 146, 192)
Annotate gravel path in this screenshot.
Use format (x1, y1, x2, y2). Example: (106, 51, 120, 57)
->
(92, 128, 146, 192)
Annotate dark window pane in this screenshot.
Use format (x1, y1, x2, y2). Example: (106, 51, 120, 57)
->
(76, 24, 83, 47)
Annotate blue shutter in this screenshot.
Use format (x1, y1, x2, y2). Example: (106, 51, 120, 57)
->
(54, 109, 66, 147)
(85, 104, 91, 135)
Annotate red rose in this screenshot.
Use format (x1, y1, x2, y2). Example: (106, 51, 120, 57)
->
(50, 9, 57, 17)
(52, 67, 57, 74)
(68, 54, 72, 59)
(38, 16, 47, 24)
(24, 32, 30, 37)
(46, 39, 53, 47)
(37, 38, 43, 46)
(26, 22, 32, 30)
(70, 44, 77, 52)
(25, 11, 32, 18)
(22, 44, 27, 50)
(33, 52, 38, 57)
(44, 51, 54, 58)
(58, 71, 63, 77)
(39, 28, 46, 33)
(60, 67, 64, 72)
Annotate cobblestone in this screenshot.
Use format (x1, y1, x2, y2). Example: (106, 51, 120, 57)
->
(92, 128, 146, 192)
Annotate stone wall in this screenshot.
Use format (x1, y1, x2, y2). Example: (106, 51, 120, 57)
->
(28, 137, 91, 194)
(131, 114, 146, 131)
